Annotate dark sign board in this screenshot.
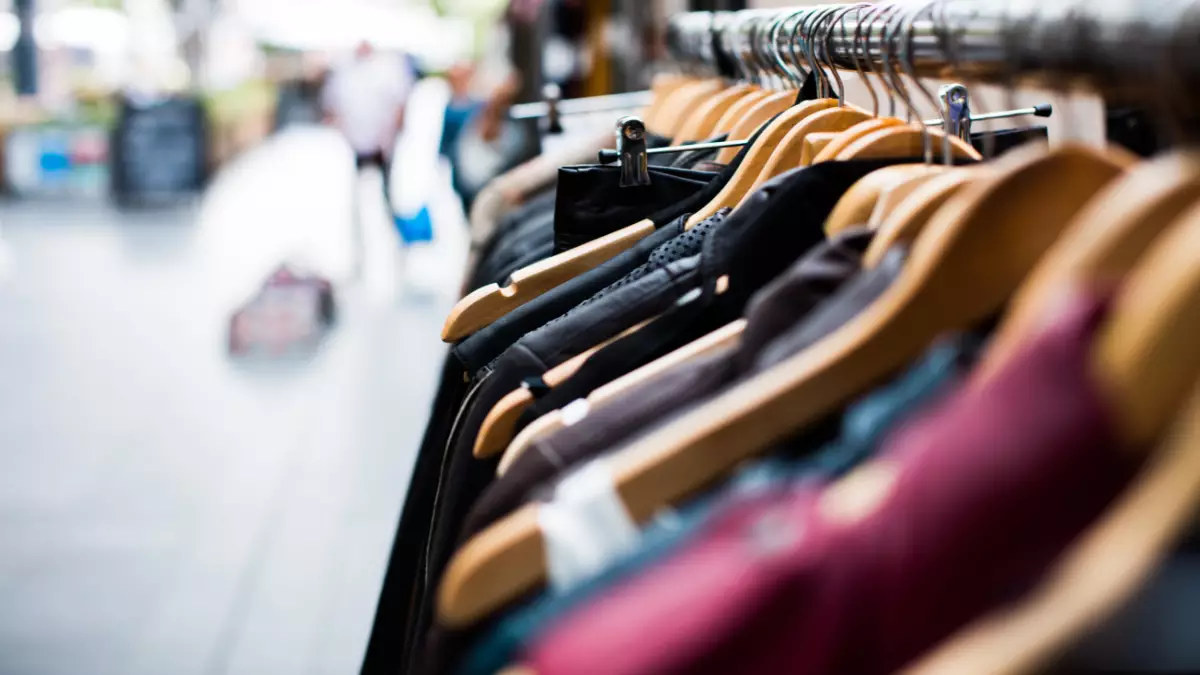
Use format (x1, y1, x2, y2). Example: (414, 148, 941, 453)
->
(110, 95, 208, 205)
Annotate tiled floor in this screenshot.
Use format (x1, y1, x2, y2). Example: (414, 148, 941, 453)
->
(0, 124, 466, 675)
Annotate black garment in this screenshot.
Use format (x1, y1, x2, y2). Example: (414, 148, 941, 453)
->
(470, 189, 558, 290)
(355, 150, 395, 215)
(537, 211, 728, 337)
(483, 208, 557, 287)
(453, 215, 688, 375)
(360, 352, 468, 675)
(553, 165, 717, 253)
(736, 227, 876, 367)
(413, 256, 710, 675)
(519, 226, 877, 430)
(970, 125, 1048, 157)
(512, 284, 726, 431)
(754, 246, 908, 371)
(550, 122, 777, 255)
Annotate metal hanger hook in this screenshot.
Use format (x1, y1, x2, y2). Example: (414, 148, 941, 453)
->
(852, 2, 887, 117)
(871, 3, 906, 119)
(771, 8, 808, 89)
(820, 3, 867, 105)
(788, 6, 824, 97)
(869, 3, 905, 118)
(749, 10, 782, 88)
(900, 0, 955, 163)
(801, 5, 842, 98)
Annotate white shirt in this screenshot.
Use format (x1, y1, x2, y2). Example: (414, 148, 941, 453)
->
(322, 53, 414, 155)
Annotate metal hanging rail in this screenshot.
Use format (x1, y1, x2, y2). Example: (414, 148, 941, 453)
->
(516, 2, 1200, 126)
(667, 2, 1200, 107)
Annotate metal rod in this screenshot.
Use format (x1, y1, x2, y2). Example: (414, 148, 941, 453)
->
(598, 139, 749, 164)
(925, 103, 1053, 127)
(648, 139, 747, 154)
(597, 102, 1053, 164)
(671, 3, 1200, 99)
(511, 90, 655, 120)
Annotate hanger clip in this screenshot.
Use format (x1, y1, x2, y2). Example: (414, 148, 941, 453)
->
(542, 83, 564, 135)
(615, 115, 651, 188)
(939, 83, 972, 141)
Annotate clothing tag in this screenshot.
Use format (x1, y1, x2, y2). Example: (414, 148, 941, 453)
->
(820, 461, 899, 526)
(538, 459, 641, 592)
(561, 398, 590, 426)
(521, 375, 551, 398)
(675, 287, 703, 307)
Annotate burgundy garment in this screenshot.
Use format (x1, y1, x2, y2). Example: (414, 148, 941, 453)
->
(523, 288, 1140, 675)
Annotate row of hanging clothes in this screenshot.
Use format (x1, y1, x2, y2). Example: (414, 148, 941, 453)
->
(361, 1, 1200, 673)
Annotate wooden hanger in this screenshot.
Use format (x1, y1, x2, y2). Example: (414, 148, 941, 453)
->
(712, 90, 798, 164)
(670, 84, 758, 144)
(1094, 197, 1200, 447)
(751, 104, 874, 184)
(823, 164, 949, 237)
(835, 125, 982, 162)
(906, 203, 1200, 675)
(685, 98, 840, 226)
(800, 131, 839, 165)
(496, 319, 747, 473)
(811, 118, 905, 163)
(442, 220, 658, 341)
(642, 74, 695, 135)
(436, 144, 1130, 628)
(861, 168, 990, 268)
(979, 150, 1200, 380)
(709, 89, 771, 138)
(473, 318, 653, 458)
(866, 168, 958, 229)
(654, 79, 727, 138)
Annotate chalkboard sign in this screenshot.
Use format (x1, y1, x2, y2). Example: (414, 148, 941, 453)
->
(110, 95, 208, 206)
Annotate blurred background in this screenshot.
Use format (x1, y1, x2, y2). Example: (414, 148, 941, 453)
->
(0, 1, 739, 674)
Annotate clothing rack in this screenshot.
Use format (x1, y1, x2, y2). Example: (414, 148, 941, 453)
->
(515, 3, 1200, 132)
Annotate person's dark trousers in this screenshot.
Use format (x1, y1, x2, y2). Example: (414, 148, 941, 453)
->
(356, 150, 395, 216)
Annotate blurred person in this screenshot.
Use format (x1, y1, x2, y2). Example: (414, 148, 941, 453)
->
(441, 61, 484, 209)
(441, 62, 483, 159)
(443, 19, 532, 212)
(322, 41, 415, 226)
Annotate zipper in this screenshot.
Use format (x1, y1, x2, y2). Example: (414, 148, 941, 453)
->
(421, 366, 492, 590)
